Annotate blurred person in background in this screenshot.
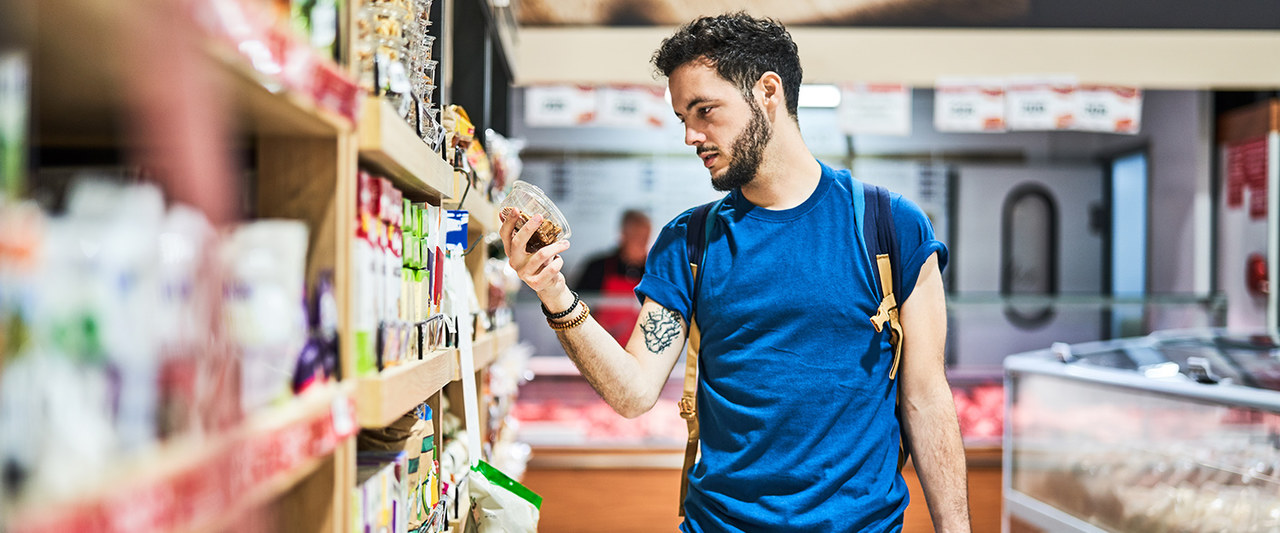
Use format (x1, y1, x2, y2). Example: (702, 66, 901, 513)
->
(575, 209, 652, 343)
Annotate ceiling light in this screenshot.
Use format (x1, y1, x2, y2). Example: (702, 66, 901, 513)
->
(799, 84, 840, 108)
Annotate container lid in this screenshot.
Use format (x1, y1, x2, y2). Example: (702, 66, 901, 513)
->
(499, 181, 572, 242)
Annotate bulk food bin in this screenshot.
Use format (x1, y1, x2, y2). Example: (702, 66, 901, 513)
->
(1003, 330, 1280, 532)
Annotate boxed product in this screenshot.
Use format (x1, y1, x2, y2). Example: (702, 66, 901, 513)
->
(355, 451, 408, 533)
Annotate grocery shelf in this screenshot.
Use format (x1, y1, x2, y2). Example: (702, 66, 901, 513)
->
(356, 348, 457, 429)
(448, 175, 500, 233)
(460, 324, 520, 379)
(27, 0, 354, 145)
(358, 97, 455, 201)
(5, 384, 356, 533)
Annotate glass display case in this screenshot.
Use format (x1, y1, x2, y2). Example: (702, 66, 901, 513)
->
(1004, 330, 1280, 532)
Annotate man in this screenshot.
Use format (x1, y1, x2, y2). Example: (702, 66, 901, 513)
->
(575, 209, 652, 343)
(500, 13, 970, 532)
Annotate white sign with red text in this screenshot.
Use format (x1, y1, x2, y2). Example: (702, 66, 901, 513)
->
(838, 83, 912, 136)
(934, 77, 1006, 133)
(1005, 76, 1077, 131)
(1074, 85, 1142, 134)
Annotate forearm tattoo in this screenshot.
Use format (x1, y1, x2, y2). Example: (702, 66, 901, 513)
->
(641, 309, 682, 353)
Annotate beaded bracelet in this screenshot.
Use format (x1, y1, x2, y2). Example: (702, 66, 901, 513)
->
(541, 291, 580, 320)
(548, 302, 591, 331)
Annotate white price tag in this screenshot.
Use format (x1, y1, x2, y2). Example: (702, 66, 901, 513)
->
(838, 83, 912, 136)
(1006, 76, 1077, 131)
(387, 59, 412, 96)
(934, 77, 1006, 133)
(1075, 85, 1142, 134)
(332, 393, 354, 437)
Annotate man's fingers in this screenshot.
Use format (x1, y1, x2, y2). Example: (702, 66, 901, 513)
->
(512, 213, 542, 255)
(529, 254, 565, 289)
(499, 207, 518, 258)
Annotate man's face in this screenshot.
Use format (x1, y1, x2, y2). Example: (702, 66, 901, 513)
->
(619, 219, 651, 259)
(669, 61, 773, 191)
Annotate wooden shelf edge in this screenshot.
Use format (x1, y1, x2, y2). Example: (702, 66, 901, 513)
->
(30, 0, 356, 144)
(5, 384, 355, 533)
(495, 324, 519, 353)
(356, 349, 456, 428)
(452, 324, 520, 380)
(358, 98, 454, 202)
(445, 174, 499, 233)
(209, 43, 353, 138)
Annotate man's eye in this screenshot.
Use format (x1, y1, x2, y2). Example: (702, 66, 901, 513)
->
(699, 107, 712, 116)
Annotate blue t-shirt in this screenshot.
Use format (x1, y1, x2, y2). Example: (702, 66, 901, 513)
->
(635, 161, 948, 532)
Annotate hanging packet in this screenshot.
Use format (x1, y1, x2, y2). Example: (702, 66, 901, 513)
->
(465, 460, 541, 533)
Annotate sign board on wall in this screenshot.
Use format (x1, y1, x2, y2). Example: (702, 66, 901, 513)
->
(525, 85, 596, 127)
(933, 77, 1142, 134)
(1074, 85, 1142, 134)
(595, 86, 668, 128)
(934, 77, 1007, 133)
(1226, 137, 1269, 219)
(1005, 76, 1077, 131)
(837, 83, 912, 136)
(525, 85, 669, 129)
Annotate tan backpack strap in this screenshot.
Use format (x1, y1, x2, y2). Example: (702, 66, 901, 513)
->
(678, 263, 701, 516)
(869, 253, 905, 380)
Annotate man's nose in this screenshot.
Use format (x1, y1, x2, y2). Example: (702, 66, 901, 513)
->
(684, 125, 705, 146)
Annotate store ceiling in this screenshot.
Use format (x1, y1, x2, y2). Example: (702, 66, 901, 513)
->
(510, 0, 1280, 88)
(516, 0, 1028, 27)
(514, 0, 1280, 29)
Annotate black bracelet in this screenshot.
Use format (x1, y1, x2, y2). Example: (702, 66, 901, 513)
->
(541, 291, 580, 319)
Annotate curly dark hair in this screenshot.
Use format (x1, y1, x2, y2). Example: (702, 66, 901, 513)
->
(652, 12, 803, 119)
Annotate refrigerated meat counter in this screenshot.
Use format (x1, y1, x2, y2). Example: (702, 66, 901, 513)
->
(1004, 330, 1280, 532)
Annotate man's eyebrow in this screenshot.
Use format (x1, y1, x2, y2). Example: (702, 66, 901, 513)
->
(683, 97, 712, 113)
(674, 97, 712, 119)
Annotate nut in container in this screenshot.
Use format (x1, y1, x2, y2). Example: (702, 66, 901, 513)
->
(499, 181, 572, 254)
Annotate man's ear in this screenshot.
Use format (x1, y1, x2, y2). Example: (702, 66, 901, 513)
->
(755, 71, 785, 115)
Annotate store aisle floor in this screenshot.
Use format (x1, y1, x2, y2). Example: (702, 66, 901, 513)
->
(523, 451, 1001, 531)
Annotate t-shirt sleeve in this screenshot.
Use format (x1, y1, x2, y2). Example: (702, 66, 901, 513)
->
(634, 209, 696, 323)
(893, 194, 949, 304)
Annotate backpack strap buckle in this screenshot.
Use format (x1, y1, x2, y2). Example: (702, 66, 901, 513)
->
(678, 395, 697, 419)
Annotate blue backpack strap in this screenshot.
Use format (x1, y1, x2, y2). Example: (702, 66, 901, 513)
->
(861, 182, 910, 470)
(862, 183, 900, 299)
(684, 197, 725, 313)
(678, 196, 723, 516)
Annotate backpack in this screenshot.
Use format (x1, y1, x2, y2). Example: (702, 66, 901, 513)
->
(676, 182, 906, 516)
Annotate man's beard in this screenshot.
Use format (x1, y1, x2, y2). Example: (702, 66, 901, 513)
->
(710, 100, 771, 192)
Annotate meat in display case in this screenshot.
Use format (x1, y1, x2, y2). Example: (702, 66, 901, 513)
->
(1004, 330, 1280, 533)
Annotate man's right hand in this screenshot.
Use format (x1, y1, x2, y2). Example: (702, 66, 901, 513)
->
(499, 207, 574, 309)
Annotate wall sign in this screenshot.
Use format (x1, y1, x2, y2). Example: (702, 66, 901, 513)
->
(1074, 85, 1142, 134)
(838, 83, 912, 136)
(934, 77, 1007, 133)
(525, 85, 596, 127)
(1005, 76, 1077, 131)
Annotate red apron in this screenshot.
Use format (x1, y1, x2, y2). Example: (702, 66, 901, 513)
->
(596, 256, 642, 345)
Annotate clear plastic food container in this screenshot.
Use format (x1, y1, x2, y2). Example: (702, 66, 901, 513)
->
(499, 181, 572, 253)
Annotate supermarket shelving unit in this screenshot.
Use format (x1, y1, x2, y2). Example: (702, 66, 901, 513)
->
(5, 0, 522, 531)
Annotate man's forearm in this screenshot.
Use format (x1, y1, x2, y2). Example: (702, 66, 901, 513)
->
(903, 384, 971, 532)
(552, 317, 656, 418)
